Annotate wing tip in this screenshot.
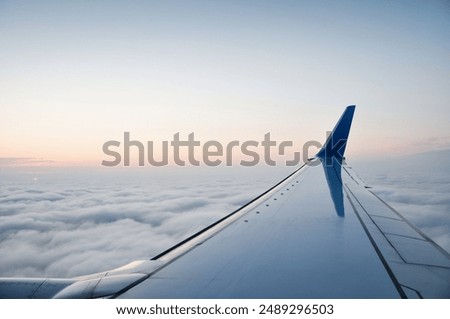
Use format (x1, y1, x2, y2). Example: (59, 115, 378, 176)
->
(316, 105, 356, 160)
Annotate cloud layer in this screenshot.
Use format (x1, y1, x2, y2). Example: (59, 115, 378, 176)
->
(1, 152, 449, 278)
(0, 166, 289, 277)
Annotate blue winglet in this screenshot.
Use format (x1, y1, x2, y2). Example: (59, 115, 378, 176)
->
(316, 105, 355, 161)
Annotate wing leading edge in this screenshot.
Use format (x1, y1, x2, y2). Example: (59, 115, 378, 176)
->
(1, 105, 449, 298)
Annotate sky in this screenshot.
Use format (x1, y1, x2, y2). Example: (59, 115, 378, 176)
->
(0, 1, 449, 278)
(0, 0, 449, 165)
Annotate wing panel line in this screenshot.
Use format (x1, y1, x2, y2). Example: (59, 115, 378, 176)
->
(344, 185, 407, 298)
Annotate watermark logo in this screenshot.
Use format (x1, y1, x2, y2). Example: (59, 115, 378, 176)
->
(102, 132, 330, 167)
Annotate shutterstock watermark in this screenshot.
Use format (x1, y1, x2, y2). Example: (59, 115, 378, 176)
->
(102, 132, 330, 167)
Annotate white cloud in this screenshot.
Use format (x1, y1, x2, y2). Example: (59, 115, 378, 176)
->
(0, 167, 287, 277)
(0, 155, 448, 279)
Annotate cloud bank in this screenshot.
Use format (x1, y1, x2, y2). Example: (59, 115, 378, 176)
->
(1, 151, 449, 278)
(0, 166, 288, 277)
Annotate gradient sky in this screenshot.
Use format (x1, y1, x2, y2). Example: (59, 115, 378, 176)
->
(1, 0, 449, 166)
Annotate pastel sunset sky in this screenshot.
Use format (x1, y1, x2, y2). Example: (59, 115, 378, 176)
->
(1, 0, 449, 166)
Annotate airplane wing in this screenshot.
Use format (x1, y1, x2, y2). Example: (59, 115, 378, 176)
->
(1, 105, 449, 298)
